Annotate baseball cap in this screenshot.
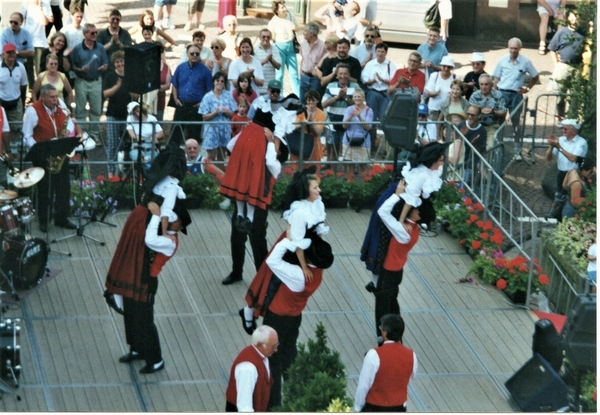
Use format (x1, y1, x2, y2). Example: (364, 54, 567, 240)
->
(268, 79, 282, 90)
(2, 43, 17, 53)
(418, 103, 429, 115)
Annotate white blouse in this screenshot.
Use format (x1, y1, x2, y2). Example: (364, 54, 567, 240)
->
(283, 197, 329, 250)
(400, 162, 443, 208)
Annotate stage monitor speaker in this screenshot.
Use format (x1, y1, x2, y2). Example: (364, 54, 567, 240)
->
(562, 293, 596, 370)
(505, 353, 568, 412)
(380, 87, 419, 152)
(124, 43, 161, 95)
(532, 318, 563, 372)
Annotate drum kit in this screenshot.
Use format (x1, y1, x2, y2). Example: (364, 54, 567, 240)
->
(0, 166, 49, 294)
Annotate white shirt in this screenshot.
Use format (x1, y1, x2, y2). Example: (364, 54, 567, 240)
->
(353, 341, 418, 412)
(425, 72, 455, 111)
(588, 244, 596, 273)
(283, 198, 329, 250)
(249, 95, 296, 141)
(152, 176, 186, 223)
(253, 43, 281, 95)
(417, 122, 437, 143)
(266, 237, 315, 293)
(61, 24, 84, 50)
(0, 61, 28, 101)
(551, 134, 589, 172)
(400, 162, 443, 207)
(361, 58, 397, 92)
(22, 0, 51, 48)
(145, 215, 177, 257)
(377, 194, 414, 243)
(350, 43, 376, 66)
(1, 108, 8, 133)
(228, 57, 265, 95)
(234, 345, 270, 412)
(126, 114, 163, 141)
(22, 99, 74, 148)
(492, 54, 539, 92)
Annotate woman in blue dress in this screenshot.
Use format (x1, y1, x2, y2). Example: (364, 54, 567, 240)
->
(198, 71, 237, 161)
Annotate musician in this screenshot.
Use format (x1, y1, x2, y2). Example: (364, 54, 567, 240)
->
(22, 83, 78, 233)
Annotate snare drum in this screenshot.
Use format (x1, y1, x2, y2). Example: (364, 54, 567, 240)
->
(1, 237, 48, 290)
(14, 197, 34, 222)
(0, 205, 18, 234)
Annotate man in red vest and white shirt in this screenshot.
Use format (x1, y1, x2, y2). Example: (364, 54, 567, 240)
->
(22, 83, 77, 233)
(226, 325, 279, 412)
(354, 313, 417, 412)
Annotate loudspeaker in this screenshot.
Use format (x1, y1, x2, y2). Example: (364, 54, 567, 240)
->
(562, 293, 596, 370)
(124, 43, 161, 95)
(380, 87, 420, 151)
(505, 353, 568, 412)
(532, 319, 563, 372)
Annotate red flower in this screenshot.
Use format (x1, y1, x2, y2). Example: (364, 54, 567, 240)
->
(464, 197, 473, 206)
(483, 220, 493, 230)
(466, 219, 472, 225)
(470, 214, 478, 222)
(480, 232, 489, 240)
(459, 239, 466, 245)
(518, 265, 528, 272)
(336, 172, 345, 177)
(109, 175, 120, 183)
(471, 240, 481, 249)
(490, 233, 503, 245)
(206, 165, 216, 174)
(496, 278, 507, 290)
(474, 202, 484, 212)
(538, 274, 550, 285)
(371, 164, 384, 174)
(96, 175, 105, 182)
(324, 169, 334, 177)
(385, 164, 394, 172)
(476, 220, 484, 228)
(284, 167, 293, 175)
(364, 175, 372, 182)
(458, 188, 466, 193)
(347, 177, 355, 183)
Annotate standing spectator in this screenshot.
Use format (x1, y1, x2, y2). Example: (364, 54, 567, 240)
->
(321, 63, 358, 162)
(537, 0, 566, 55)
(462, 52, 487, 100)
(1, 13, 35, 98)
(342, 88, 372, 174)
(170, 44, 213, 145)
(40, 32, 70, 76)
(417, 27, 448, 79)
(21, 0, 51, 87)
(228, 38, 265, 95)
(231, 96, 250, 137)
(424, 55, 455, 126)
(184, 0, 206, 31)
(439, 79, 469, 122)
(97, 9, 133, 71)
(1, 104, 9, 155)
(199, 71, 237, 161)
(437, 0, 453, 48)
(388, 52, 426, 95)
(0, 44, 28, 152)
(206, 38, 231, 79)
(469, 74, 506, 149)
(318, 38, 361, 87)
(105, 201, 191, 374)
(354, 314, 417, 412)
(129, 10, 175, 48)
(179, 30, 213, 65)
(217, 0, 236, 32)
(459, 105, 487, 183)
(218, 15, 241, 61)
(561, 156, 595, 220)
(350, 25, 377, 71)
(225, 326, 278, 412)
(31, 53, 74, 106)
(156, 46, 172, 121)
(45, 0, 63, 37)
(232, 73, 258, 105)
(313, 33, 339, 97)
(492, 37, 539, 159)
(290, 89, 326, 169)
(544, 119, 588, 220)
(61, 6, 84, 87)
(254, 29, 282, 97)
(298, 23, 325, 105)
(268, 0, 300, 96)
(153, 0, 176, 30)
(362, 42, 395, 151)
(103, 51, 133, 178)
(547, 9, 584, 117)
(70, 23, 109, 146)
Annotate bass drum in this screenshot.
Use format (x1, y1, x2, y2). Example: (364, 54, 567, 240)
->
(2, 238, 48, 290)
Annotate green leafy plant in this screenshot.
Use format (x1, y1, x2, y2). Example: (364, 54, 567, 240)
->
(180, 173, 226, 209)
(69, 175, 120, 217)
(574, 186, 596, 224)
(271, 167, 293, 210)
(580, 370, 597, 412)
(549, 217, 596, 274)
(348, 164, 394, 210)
(317, 170, 351, 209)
(278, 322, 350, 412)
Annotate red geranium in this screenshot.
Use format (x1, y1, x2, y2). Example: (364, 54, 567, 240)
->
(470, 214, 478, 222)
(109, 175, 121, 183)
(96, 175, 105, 182)
(483, 220, 493, 230)
(476, 220, 484, 228)
(480, 232, 489, 240)
(473, 202, 484, 212)
(496, 278, 507, 290)
(464, 197, 473, 206)
(472, 240, 481, 249)
(284, 167, 293, 175)
(538, 274, 550, 285)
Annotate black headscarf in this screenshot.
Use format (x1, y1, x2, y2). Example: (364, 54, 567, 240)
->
(416, 142, 450, 168)
(144, 141, 187, 193)
(281, 166, 317, 213)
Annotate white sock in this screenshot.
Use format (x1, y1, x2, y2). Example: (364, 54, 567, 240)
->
(371, 275, 379, 286)
(244, 306, 254, 327)
(236, 201, 244, 215)
(246, 205, 255, 222)
(114, 294, 123, 310)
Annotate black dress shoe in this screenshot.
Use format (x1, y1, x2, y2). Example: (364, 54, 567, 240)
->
(365, 282, 376, 293)
(222, 273, 243, 285)
(104, 291, 124, 315)
(139, 360, 164, 374)
(241, 218, 253, 236)
(119, 351, 144, 363)
(55, 220, 77, 230)
(238, 308, 256, 335)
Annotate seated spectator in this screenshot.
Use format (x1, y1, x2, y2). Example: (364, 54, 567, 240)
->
(416, 104, 437, 146)
(126, 102, 164, 163)
(342, 88, 372, 174)
(469, 74, 506, 149)
(290, 89, 326, 170)
(439, 79, 470, 123)
(462, 52, 487, 100)
(185, 138, 225, 179)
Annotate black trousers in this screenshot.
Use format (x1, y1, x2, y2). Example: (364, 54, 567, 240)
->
(263, 310, 302, 410)
(123, 297, 162, 365)
(45, 5, 63, 37)
(363, 402, 407, 412)
(172, 102, 203, 145)
(374, 268, 403, 337)
(230, 203, 269, 279)
(33, 158, 71, 226)
(225, 401, 237, 412)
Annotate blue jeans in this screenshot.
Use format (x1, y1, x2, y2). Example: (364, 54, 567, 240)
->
(274, 41, 300, 97)
(500, 89, 523, 150)
(300, 74, 320, 104)
(366, 89, 389, 153)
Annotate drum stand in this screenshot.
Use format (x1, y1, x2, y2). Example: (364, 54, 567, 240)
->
(42, 168, 71, 257)
(53, 147, 105, 246)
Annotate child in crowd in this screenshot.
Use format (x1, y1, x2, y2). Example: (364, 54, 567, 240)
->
(232, 72, 258, 105)
(231, 96, 251, 138)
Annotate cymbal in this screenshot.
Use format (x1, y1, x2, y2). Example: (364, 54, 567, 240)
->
(14, 167, 45, 188)
(0, 190, 17, 200)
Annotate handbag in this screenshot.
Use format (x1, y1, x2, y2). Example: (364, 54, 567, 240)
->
(423, 0, 441, 29)
(347, 130, 369, 147)
(293, 32, 300, 54)
(286, 129, 314, 158)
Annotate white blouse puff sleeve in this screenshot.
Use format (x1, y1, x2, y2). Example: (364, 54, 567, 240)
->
(282, 197, 330, 250)
(399, 162, 443, 208)
(152, 176, 187, 222)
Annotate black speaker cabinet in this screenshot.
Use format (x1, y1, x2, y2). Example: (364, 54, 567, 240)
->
(562, 293, 596, 370)
(505, 353, 568, 412)
(380, 87, 420, 151)
(124, 43, 161, 95)
(532, 318, 563, 372)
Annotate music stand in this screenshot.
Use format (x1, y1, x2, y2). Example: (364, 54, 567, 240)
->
(26, 138, 80, 256)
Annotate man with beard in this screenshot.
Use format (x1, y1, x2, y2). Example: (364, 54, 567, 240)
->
(317, 38, 361, 87)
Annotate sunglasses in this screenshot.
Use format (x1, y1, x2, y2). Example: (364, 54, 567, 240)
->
(9, 20, 20, 25)
(189, 51, 200, 56)
(364, 34, 376, 38)
(88, 31, 98, 35)
(210, 46, 220, 50)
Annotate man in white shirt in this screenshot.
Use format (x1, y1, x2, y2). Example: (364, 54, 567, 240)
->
(350, 25, 377, 70)
(254, 29, 281, 96)
(416, 104, 437, 146)
(354, 313, 417, 412)
(299, 22, 325, 104)
(61, 7, 85, 54)
(225, 325, 279, 412)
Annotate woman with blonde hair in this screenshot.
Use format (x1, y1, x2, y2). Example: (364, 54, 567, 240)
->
(129, 9, 175, 48)
(268, 0, 300, 96)
(207, 38, 231, 78)
(218, 15, 242, 60)
(32, 53, 74, 106)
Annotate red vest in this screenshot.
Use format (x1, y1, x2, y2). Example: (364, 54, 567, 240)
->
(225, 345, 272, 412)
(150, 236, 178, 277)
(383, 225, 419, 271)
(32, 100, 68, 142)
(366, 342, 414, 407)
(268, 269, 323, 316)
